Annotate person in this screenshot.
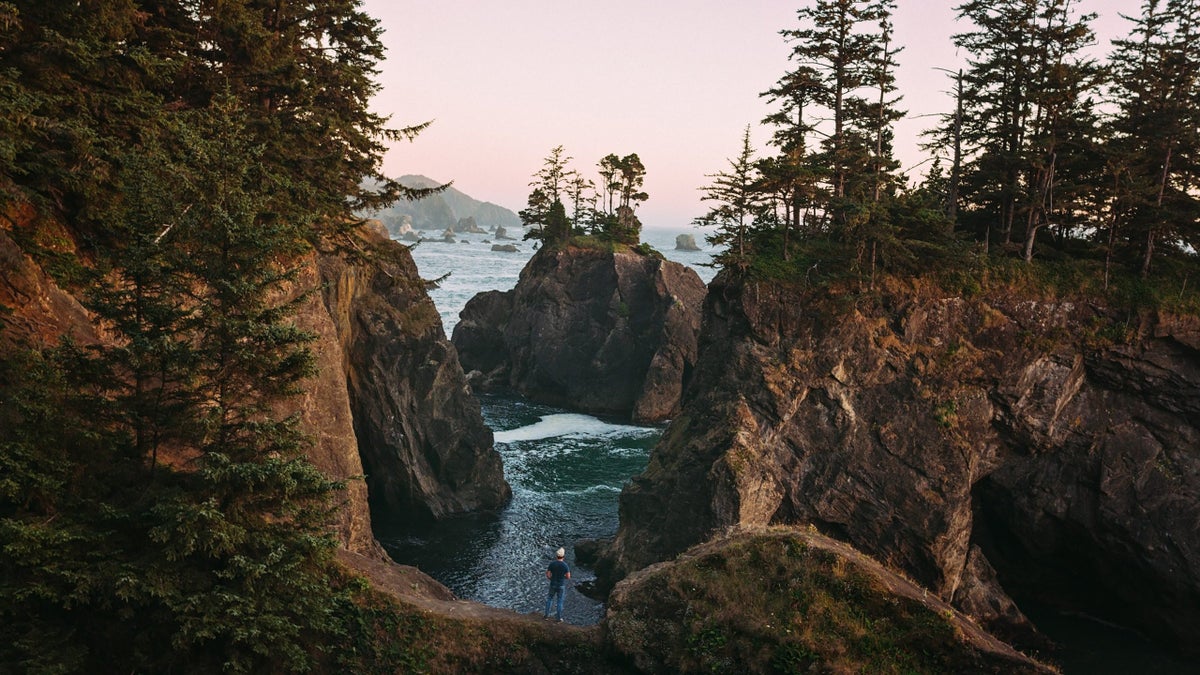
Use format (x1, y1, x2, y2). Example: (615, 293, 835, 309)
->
(544, 547, 571, 622)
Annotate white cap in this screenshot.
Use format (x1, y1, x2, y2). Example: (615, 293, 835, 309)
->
(555, 547, 565, 558)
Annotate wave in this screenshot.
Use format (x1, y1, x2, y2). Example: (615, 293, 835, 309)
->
(494, 413, 658, 444)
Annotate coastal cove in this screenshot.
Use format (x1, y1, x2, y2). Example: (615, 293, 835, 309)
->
(384, 226, 1196, 672)
(375, 227, 713, 625)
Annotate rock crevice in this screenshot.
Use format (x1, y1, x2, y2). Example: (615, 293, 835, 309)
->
(603, 273, 1200, 654)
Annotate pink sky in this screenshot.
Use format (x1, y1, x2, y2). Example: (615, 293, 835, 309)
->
(364, 1, 1135, 231)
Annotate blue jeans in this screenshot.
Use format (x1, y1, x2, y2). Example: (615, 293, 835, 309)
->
(545, 584, 565, 619)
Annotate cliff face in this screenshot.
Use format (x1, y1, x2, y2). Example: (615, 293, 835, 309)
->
(452, 244, 706, 423)
(317, 230, 510, 524)
(2, 213, 508, 552)
(605, 273, 1200, 653)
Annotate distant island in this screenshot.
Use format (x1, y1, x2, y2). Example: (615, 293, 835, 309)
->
(367, 174, 521, 237)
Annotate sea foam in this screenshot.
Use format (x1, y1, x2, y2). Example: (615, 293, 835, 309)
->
(494, 413, 656, 444)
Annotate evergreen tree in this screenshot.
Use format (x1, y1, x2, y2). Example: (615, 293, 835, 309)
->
(951, 0, 1102, 258)
(764, 0, 901, 245)
(0, 1, 418, 670)
(1105, 0, 1200, 276)
(696, 126, 766, 267)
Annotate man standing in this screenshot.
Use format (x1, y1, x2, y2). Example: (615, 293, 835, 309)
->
(544, 547, 571, 622)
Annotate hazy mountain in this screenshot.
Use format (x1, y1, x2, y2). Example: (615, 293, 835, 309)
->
(369, 175, 521, 233)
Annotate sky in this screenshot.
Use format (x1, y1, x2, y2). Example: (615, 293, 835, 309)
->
(362, 1, 1137, 231)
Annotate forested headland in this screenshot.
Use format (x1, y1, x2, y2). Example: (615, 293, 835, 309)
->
(696, 0, 1199, 313)
(2, 0, 1198, 673)
(0, 1, 437, 670)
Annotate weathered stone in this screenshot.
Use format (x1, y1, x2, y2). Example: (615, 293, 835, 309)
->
(603, 273, 1200, 654)
(452, 244, 707, 423)
(317, 228, 511, 525)
(3, 206, 510, 554)
(0, 217, 96, 351)
(674, 233, 700, 251)
(286, 254, 384, 557)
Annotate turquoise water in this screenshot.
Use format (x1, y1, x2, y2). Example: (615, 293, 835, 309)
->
(376, 393, 661, 624)
(375, 225, 711, 624)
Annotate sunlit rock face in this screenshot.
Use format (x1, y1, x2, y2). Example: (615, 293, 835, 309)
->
(602, 272, 1200, 654)
(452, 244, 707, 423)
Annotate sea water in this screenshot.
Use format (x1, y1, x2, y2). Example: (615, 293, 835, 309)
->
(376, 227, 1199, 671)
(374, 226, 715, 625)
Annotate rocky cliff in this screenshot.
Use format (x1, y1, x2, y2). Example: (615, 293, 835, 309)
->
(1, 210, 509, 552)
(451, 243, 707, 423)
(317, 228, 510, 524)
(602, 272, 1200, 654)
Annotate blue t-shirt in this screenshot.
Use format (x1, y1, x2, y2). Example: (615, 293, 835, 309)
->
(547, 559, 569, 588)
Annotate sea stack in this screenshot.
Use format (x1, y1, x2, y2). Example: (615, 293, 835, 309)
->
(452, 242, 707, 423)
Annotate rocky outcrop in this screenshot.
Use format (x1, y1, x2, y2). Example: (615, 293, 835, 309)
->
(286, 254, 383, 557)
(674, 233, 700, 251)
(318, 229, 510, 525)
(603, 273, 1200, 654)
(605, 527, 1053, 674)
(2, 208, 509, 552)
(0, 214, 96, 351)
(452, 244, 707, 423)
(456, 216, 487, 234)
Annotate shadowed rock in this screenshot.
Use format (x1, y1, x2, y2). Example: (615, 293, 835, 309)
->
(318, 228, 511, 525)
(452, 243, 707, 423)
(601, 272, 1200, 656)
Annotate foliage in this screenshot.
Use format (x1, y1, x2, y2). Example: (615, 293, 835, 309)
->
(694, 0, 1200, 313)
(522, 147, 646, 246)
(0, 0, 435, 671)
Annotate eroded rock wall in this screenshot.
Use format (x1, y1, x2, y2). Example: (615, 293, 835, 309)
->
(605, 273, 1200, 653)
(2, 212, 508, 553)
(452, 245, 706, 423)
(318, 230, 510, 525)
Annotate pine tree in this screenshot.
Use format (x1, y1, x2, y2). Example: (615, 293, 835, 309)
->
(951, 0, 1102, 258)
(1105, 0, 1200, 277)
(696, 126, 765, 267)
(1, 1, 414, 670)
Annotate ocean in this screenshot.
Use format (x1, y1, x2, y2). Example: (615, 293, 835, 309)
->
(372, 225, 1194, 674)
(374, 226, 715, 625)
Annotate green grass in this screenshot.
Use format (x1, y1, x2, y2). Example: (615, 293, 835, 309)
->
(605, 532, 1042, 674)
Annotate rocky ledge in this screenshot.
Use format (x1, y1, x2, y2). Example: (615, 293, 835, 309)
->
(452, 243, 706, 423)
(600, 272, 1200, 656)
(605, 527, 1053, 674)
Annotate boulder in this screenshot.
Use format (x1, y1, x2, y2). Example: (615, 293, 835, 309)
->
(490, 243, 519, 252)
(602, 272, 1200, 655)
(674, 233, 701, 251)
(452, 243, 707, 423)
(456, 215, 487, 234)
